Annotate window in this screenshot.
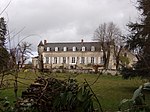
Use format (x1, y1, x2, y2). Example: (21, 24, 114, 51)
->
(100, 57, 104, 64)
(72, 47, 76, 51)
(72, 57, 75, 63)
(63, 47, 67, 51)
(81, 57, 85, 64)
(54, 57, 57, 64)
(47, 47, 50, 51)
(82, 46, 85, 51)
(63, 57, 66, 64)
(91, 57, 94, 64)
(46, 57, 49, 64)
(91, 46, 95, 51)
(55, 47, 58, 51)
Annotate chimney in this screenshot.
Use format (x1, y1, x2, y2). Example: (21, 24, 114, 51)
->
(44, 40, 47, 44)
(81, 39, 84, 43)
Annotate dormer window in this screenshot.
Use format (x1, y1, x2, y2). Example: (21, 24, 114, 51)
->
(63, 47, 67, 51)
(82, 46, 85, 51)
(91, 46, 95, 51)
(55, 47, 58, 51)
(47, 47, 50, 51)
(73, 46, 76, 51)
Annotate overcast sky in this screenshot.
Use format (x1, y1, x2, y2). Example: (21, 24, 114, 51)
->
(1, 0, 139, 52)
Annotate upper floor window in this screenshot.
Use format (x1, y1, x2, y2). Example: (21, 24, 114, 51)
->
(63, 47, 67, 51)
(91, 46, 95, 51)
(72, 47, 76, 51)
(55, 47, 59, 51)
(47, 47, 50, 51)
(82, 46, 85, 51)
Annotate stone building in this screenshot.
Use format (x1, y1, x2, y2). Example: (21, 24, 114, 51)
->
(32, 39, 136, 71)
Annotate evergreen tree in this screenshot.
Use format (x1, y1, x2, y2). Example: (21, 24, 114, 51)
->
(0, 17, 7, 46)
(0, 17, 9, 73)
(126, 0, 150, 78)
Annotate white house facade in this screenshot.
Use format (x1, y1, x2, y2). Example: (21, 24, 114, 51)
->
(32, 40, 119, 70)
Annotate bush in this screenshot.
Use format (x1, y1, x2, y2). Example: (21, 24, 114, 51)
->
(119, 83, 150, 112)
(14, 77, 98, 112)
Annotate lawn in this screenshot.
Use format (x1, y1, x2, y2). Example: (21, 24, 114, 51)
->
(0, 71, 149, 111)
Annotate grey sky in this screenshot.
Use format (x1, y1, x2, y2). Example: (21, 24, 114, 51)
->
(1, 0, 139, 52)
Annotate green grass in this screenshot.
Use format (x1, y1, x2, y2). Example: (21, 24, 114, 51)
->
(0, 71, 150, 111)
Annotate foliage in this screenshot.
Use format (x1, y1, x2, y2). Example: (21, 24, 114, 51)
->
(0, 17, 7, 46)
(0, 47, 9, 73)
(0, 97, 14, 112)
(0, 17, 9, 73)
(126, 0, 150, 78)
(17, 42, 32, 68)
(119, 55, 130, 67)
(118, 83, 150, 112)
(120, 67, 136, 79)
(14, 77, 98, 112)
(94, 22, 123, 70)
(0, 72, 149, 111)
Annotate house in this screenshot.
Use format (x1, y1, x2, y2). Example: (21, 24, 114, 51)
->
(32, 39, 137, 71)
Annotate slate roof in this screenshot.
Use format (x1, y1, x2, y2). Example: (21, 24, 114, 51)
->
(38, 41, 44, 47)
(43, 41, 102, 52)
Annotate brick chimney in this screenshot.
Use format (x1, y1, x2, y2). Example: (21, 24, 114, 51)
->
(44, 40, 47, 44)
(81, 39, 84, 43)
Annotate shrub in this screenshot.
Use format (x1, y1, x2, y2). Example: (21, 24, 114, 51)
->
(118, 82, 150, 112)
(14, 77, 99, 112)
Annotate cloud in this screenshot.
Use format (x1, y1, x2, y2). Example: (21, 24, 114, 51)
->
(1, 0, 139, 52)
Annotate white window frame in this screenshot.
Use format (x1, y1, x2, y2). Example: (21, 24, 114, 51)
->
(82, 46, 85, 51)
(63, 57, 66, 64)
(91, 57, 94, 64)
(54, 57, 57, 64)
(72, 57, 75, 63)
(63, 47, 67, 51)
(91, 46, 95, 51)
(72, 46, 76, 51)
(81, 57, 85, 64)
(47, 47, 50, 51)
(45, 57, 49, 64)
(55, 47, 58, 51)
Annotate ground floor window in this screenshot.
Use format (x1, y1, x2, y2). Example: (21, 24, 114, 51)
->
(46, 57, 49, 64)
(63, 57, 66, 64)
(54, 57, 57, 64)
(72, 57, 75, 63)
(100, 57, 104, 64)
(81, 57, 85, 64)
(91, 57, 94, 64)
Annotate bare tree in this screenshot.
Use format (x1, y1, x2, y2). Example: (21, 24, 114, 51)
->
(94, 22, 123, 70)
(17, 42, 32, 68)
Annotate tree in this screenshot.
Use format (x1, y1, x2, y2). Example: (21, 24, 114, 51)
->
(16, 42, 32, 69)
(94, 22, 122, 70)
(0, 17, 9, 73)
(126, 0, 150, 78)
(0, 17, 7, 46)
